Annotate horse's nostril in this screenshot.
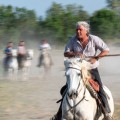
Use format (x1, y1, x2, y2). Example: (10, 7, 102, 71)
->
(68, 90, 78, 99)
(68, 94, 72, 99)
(74, 92, 76, 95)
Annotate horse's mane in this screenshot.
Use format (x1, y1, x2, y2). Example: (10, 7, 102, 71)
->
(64, 58, 92, 84)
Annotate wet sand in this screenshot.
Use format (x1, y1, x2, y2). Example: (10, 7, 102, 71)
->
(0, 45, 120, 120)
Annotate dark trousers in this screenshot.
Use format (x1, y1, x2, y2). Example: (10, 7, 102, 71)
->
(5, 56, 11, 63)
(60, 68, 110, 112)
(37, 54, 43, 67)
(90, 68, 109, 109)
(4, 56, 12, 69)
(17, 55, 26, 68)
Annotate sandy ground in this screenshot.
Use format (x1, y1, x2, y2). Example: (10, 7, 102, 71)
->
(0, 45, 120, 120)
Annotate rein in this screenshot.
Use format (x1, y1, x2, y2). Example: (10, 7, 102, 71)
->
(66, 87, 86, 112)
(66, 66, 88, 116)
(67, 66, 81, 93)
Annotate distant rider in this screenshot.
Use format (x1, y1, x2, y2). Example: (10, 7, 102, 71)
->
(37, 39, 52, 67)
(4, 42, 13, 68)
(17, 41, 26, 69)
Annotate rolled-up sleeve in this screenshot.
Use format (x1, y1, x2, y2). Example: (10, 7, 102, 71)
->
(64, 37, 74, 53)
(94, 36, 109, 51)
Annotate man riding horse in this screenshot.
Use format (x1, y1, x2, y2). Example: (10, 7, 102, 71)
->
(37, 39, 52, 67)
(17, 40, 27, 69)
(4, 42, 13, 69)
(51, 21, 112, 120)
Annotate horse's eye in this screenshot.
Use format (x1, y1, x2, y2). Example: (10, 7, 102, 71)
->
(78, 73, 81, 76)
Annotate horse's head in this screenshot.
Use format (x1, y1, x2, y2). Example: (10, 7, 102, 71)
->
(26, 49, 34, 59)
(64, 58, 91, 99)
(11, 49, 17, 57)
(41, 48, 49, 55)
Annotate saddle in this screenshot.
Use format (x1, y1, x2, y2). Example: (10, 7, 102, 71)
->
(89, 78, 100, 92)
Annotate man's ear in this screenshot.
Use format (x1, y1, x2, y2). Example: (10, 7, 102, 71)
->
(86, 32, 89, 36)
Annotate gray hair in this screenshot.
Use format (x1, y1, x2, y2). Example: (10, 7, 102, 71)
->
(76, 21, 90, 33)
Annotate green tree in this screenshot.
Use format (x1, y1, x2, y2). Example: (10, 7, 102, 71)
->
(90, 9, 120, 39)
(107, 0, 120, 9)
(43, 3, 89, 42)
(106, 0, 120, 16)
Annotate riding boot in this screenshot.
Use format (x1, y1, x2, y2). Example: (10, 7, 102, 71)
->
(6, 56, 11, 68)
(37, 55, 43, 67)
(17, 55, 21, 69)
(98, 88, 112, 120)
(50, 100, 62, 120)
(51, 85, 67, 120)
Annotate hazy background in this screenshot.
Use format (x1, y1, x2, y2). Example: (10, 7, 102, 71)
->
(0, 0, 120, 120)
(0, 44, 120, 120)
(0, 0, 120, 48)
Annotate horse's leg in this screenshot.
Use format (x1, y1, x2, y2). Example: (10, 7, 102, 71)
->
(14, 69, 18, 80)
(22, 67, 28, 80)
(8, 69, 13, 80)
(3, 67, 8, 79)
(11, 69, 15, 81)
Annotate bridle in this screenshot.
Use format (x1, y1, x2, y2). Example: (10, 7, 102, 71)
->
(65, 66, 88, 119)
(66, 66, 86, 96)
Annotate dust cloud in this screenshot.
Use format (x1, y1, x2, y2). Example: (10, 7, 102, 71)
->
(0, 43, 120, 120)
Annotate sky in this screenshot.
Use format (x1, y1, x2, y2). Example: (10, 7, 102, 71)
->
(0, 0, 107, 17)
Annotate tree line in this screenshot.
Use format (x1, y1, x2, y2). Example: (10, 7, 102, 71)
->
(0, 0, 120, 47)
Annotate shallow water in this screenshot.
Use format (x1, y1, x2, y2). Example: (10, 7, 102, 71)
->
(0, 46, 119, 120)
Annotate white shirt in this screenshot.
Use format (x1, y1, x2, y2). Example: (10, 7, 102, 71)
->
(39, 43, 51, 50)
(64, 34, 109, 69)
(18, 46, 26, 55)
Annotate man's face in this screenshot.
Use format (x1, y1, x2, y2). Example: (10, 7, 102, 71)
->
(76, 25, 87, 39)
(20, 42, 25, 46)
(9, 43, 13, 47)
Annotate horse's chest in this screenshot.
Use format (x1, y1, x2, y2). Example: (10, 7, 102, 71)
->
(10, 59, 18, 68)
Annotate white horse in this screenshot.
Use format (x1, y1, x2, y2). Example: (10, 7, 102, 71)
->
(3, 49, 18, 80)
(62, 58, 114, 120)
(40, 49, 52, 72)
(19, 49, 34, 79)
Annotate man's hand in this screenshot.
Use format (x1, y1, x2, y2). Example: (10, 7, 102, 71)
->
(74, 52, 85, 58)
(88, 57, 97, 64)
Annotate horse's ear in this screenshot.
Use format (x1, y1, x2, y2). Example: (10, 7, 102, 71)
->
(64, 57, 68, 67)
(78, 58, 82, 62)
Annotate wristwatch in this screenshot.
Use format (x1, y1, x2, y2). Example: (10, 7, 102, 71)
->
(95, 56, 99, 60)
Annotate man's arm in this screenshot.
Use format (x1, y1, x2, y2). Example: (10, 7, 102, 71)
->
(64, 51, 84, 58)
(95, 50, 109, 60)
(5, 48, 12, 55)
(89, 50, 109, 64)
(64, 52, 75, 58)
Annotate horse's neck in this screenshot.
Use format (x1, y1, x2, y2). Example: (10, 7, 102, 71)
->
(77, 82, 86, 98)
(77, 81, 93, 101)
(11, 57, 17, 61)
(42, 49, 49, 54)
